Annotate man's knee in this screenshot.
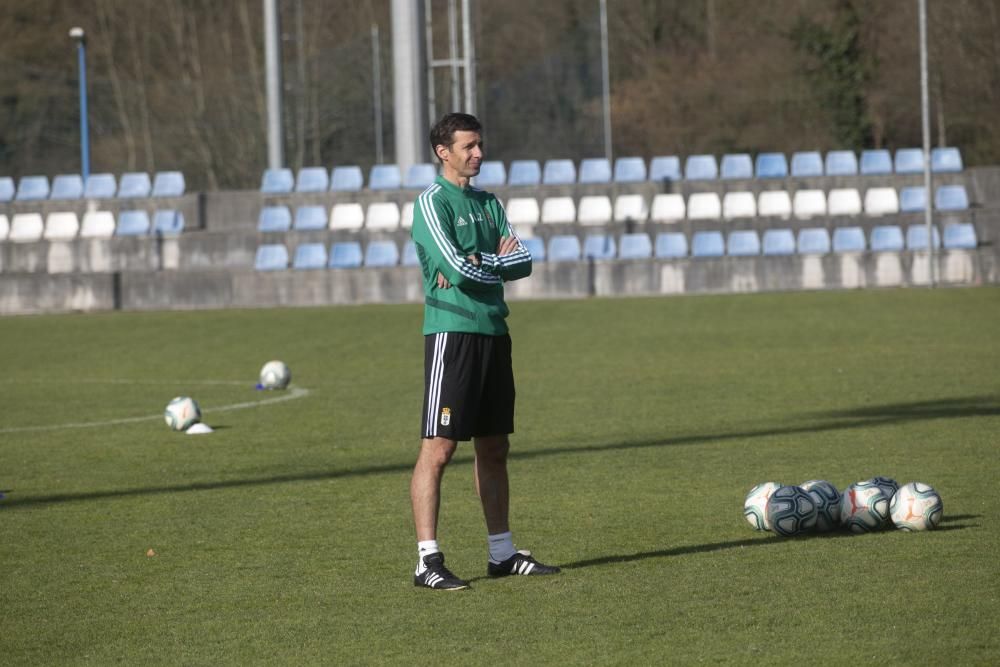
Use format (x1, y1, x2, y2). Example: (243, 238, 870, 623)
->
(474, 435, 510, 464)
(419, 437, 458, 469)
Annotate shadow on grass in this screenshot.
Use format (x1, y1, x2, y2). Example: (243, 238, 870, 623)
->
(2, 395, 996, 510)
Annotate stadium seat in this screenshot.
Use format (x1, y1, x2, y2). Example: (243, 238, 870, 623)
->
(755, 152, 788, 179)
(366, 202, 401, 230)
(329, 203, 365, 231)
(258, 206, 292, 232)
(899, 186, 927, 213)
(870, 225, 905, 252)
(475, 161, 506, 186)
(369, 164, 401, 190)
(762, 229, 796, 255)
(860, 149, 892, 175)
(894, 148, 925, 174)
(793, 189, 826, 219)
(943, 223, 977, 249)
(330, 166, 364, 191)
(935, 185, 969, 211)
(118, 172, 152, 198)
(295, 167, 329, 193)
(84, 173, 117, 199)
(577, 196, 613, 225)
(691, 231, 724, 258)
(613, 194, 649, 223)
(832, 226, 866, 253)
(931, 147, 963, 173)
(260, 168, 294, 194)
(905, 224, 940, 250)
(613, 157, 647, 183)
(153, 210, 185, 235)
(722, 192, 756, 219)
(864, 187, 900, 216)
(16, 175, 50, 201)
(548, 235, 581, 262)
(791, 151, 823, 177)
(827, 188, 862, 216)
(0, 176, 14, 201)
(401, 202, 415, 229)
(404, 163, 437, 189)
(542, 159, 576, 185)
(293, 205, 327, 231)
(757, 190, 792, 219)
(80, 211, 116, 238)
(50, 174, 84, 200)
(43, 212, 79, 240)
(541, 197, 576, 224)
(655, 232, 688, 258)
(505, 197, 540, 226)
(684, 155, 718, 180)
(520, 236, 545, 262)
(797, 228, 831, 255)
(116, 210, 150, 236)
(328, 241, 363, 268)
(508, 160, 541, 186)
(687, 192, 721, 220)
(619, 233, 652, 259)
(8, 213, 44, 242)
(293, 243, 327, 269)
(402, 240, 420, 266)
(727, 230, 760, 256)
(583, 233, 616, 260)
(578, 158, 611, 184)
(0, 214, 7, 241)
(255, 243, 289, 271)
(720, 154, 753, 180)
(152, 171, 186, 197)
(364, 240, 400, 267)
(649, 155, 681, 182)
(825, 150, 858, 176)
(650, 194, 686, 223)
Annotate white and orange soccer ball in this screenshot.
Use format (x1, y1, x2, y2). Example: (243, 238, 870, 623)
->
(890, 482, 943, 531)
(840, 481, 890, 534)
(259, 360, 291, 390)
(743, 482, 782, 531)
(164, 396, 201, 432)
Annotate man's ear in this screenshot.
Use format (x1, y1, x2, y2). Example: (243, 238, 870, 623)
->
(434, 144, 450, 162)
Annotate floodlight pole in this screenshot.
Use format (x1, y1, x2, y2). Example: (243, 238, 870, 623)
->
(264, 0, 285, 170)
(919, 0, 936, 286)
(70, 27, 90, 181)
(599, 0, 612, 163)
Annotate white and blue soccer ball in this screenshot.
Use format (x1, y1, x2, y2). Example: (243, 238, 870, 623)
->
(866, 476, 900, 503)
(744, 481, 782, 531)
(800, 479, 841, 532)
(840, 481, 890, 534)
(890, 482, 943, 531)
(766, 485, 818, 536)
(164, 396, 201, 432)
(259, 360, 291, 390)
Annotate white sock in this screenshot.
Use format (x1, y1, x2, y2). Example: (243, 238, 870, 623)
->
(416, 539, 440, 574)
(488, 531, 516, 563)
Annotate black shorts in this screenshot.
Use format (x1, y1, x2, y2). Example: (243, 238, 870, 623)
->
(422, 332, 515, 441)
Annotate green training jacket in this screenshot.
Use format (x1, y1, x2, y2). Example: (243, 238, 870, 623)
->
(411, 175, 532, 335)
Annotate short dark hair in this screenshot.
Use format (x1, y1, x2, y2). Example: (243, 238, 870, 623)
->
(429, 112, 482, 160)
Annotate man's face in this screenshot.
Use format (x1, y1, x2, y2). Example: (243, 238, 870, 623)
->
(438, 130, 483, 178)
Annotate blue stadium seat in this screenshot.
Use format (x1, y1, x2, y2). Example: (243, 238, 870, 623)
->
(85, 173, 117, 198)
(618, 233, 652, 259)
(791, 151, 824, 177)
(116, 210, 150, 236)
(369, 164, 401, 190)
(755, 153, 788, 179)
(613, 157, 647, 183)
(543, 159, 576, 185)
(942, 223, 977, 249)
(720, 154, 753, 180)
(330, 165, 364, 191)
(402, 240, 420, 266)
(475, 161, 506, 186)
(364, 240, 400, 267)
(50, 174, 84, 200)
(825, 150, 858, 176)
(0, 176, 14, 201)
(579, 158, 612, 184)
(329, 241, 363, 268)
(899, 186, 927, 213)
(152, 210, 185, 235)
(691, 231, 724, 258)
(649, 156, 681, 182)
(684, 155, 718, 180)
(860, 150, 892, 175)
(935, 185, 969, 211)
(655, 232, 688, 258)
(870, 225, 904, 252)
(260, 168, 293, 193)
(152, 171, 186, 197)
(762, 229, 796, 256)
(293, 243, 328, 270)
(508, 160, 541, 186)
(293, 205, 327, 231)
(894, 148, 924, 174)
(520, 236, 545, 262)
(905, 224, 940, 250)
(931, 147, 963, 173)
(404, 163, 437, 189)
(832, 227, 866, 253)
(16, 175, 50, 201)
(727, 230, 760, 256)
(548, 235, 581, 262)
(295, 167, 329, 193)
(583, 233, 616, 260)
(118, 172, 151, 198)
(255, 243, 289, 271)
(798, 228, 831, 255)
(258, 206, 292, 232)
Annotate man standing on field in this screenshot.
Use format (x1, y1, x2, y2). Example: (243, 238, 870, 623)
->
(409, 112, 561, 590)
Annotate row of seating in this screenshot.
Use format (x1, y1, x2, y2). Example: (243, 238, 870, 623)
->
(0, 210, 184, 242)
(0, 171, 186, 202)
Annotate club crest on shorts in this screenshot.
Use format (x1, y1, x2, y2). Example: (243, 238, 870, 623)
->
(440, 407, 451, 426)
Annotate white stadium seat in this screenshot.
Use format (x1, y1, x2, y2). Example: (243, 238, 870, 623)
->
(505, 197, 540, 225)
(864, 187, 900, 216)
(577, 195, 613, 225)
(0, 214, 8, 241)
(401, 202, 415, 229)
(541, 197, 576, 224)
(793, 189, 827, 219)
(365, 202, 400, 230)
(722, 191, 756, 219)
(9, 213, 44, 242)
(687, 192, 721, 220)
(80, 211, 116, 238)
(757, 190, 792, 219)
(650, 194, 686, 223)
(827, 188, 862, 216)
(613, 194, 649, 223)
(44, 212, 80, 240)
(329, 203, 365, 231)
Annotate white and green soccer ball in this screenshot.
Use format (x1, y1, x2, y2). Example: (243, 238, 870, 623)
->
(766, 485, 818, 537)
(801, 479, 841, 532)
(890, 482, 943, 531)
(743, 481, 782, 531)
(866, 476, 900, 503)
(164, 396, 201, 432)
(259, 360, 291, 390)
(840, 481, 890, 534)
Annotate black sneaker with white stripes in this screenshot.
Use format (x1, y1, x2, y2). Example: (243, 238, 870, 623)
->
(414, 552, 470, 591)
(487, 550, 561, 577)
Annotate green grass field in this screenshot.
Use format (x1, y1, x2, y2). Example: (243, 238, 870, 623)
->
(2, 287, 998, 665)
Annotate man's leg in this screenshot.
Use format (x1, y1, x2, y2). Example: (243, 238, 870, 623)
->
(474, 434, 510, 534)
(411, 436, 458, 542)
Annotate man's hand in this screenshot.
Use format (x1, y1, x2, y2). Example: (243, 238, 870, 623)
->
(436, 272, 451, 289)
(496, 236, 520, 256)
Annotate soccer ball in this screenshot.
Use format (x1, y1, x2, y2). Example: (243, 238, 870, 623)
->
(890, 482, 943, 531)
(744, 482, 782, 531)
(840, 481, 890, 534)
(766, 485, 818, 536)
(800, 480, 841, 532)
(164, 396, 201, 431)
(259, 360, 291, 390)
(866, 476, 900, 502)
